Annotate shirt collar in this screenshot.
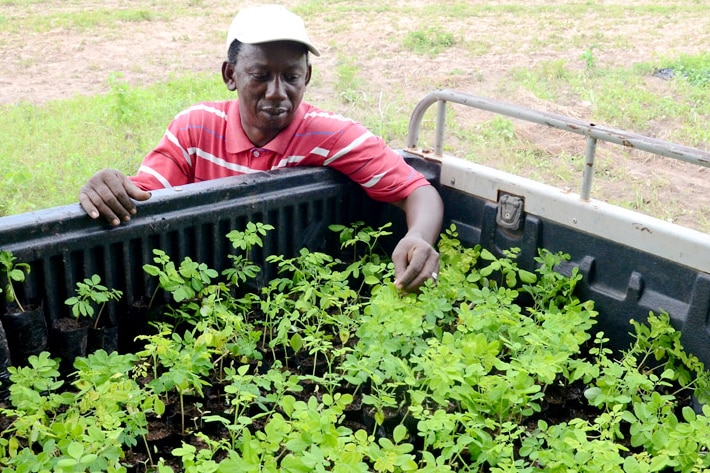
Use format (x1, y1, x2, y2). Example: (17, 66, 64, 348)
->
(226, 101, 307, 155)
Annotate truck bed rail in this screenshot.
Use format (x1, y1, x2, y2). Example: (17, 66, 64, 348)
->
(406, 89, 710, 200)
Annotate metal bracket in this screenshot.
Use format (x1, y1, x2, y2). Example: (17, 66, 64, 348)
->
(496, 194, 524, 231)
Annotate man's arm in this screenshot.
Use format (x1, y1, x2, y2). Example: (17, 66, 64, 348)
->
(391, 184, 444, 292)
(79, 169, 152, 226)
(79, 107, 198, 225)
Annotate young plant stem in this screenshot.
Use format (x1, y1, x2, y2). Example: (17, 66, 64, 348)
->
(180, 391, 186, 435)
(141, 434, 154, 467)
(93, 304, 105, 330)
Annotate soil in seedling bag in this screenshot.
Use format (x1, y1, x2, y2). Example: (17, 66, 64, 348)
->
(52, 318, 88, 372)
(2, 303, 49, 365)
(88, 326, 119, 354)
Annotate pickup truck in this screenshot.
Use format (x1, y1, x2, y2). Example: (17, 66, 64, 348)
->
(1, 89, 709, 374)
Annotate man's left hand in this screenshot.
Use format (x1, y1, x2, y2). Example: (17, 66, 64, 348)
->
(392, 234, 440, 292)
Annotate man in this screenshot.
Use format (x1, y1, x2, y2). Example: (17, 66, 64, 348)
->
(79, 4, 443, 292)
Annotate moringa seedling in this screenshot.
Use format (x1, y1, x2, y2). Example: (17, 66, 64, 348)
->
(64, 274, 123, 329)
(0, 250, 32, 313)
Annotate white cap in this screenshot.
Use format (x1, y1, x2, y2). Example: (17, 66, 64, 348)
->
(225, 5, 320, 57)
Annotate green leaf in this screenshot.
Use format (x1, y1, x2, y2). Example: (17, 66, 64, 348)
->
(143, 264, 160, 276)
(519, 269, 537, 284)
(289, 333, 303, 353)
(281, 395, 296, 416)
(364, 275, 380, 285)
(66, 441, 84, 459)
(660, 368, 675, 380)
(375, 409, 385, 426)
(9, 268, 26, 282)
(154, 397, 166, 416)
(480, 248, 496, 261)
(280, 454, 311, 473)
(649, 454, 670, 471)
(681, 406, 696, 423)
(285, 437, 309, 453)
(56, 458, 80, 468)
(172, 443, 196, 457)
(393, 424, 409, 443)
(584, 386, 602, 401)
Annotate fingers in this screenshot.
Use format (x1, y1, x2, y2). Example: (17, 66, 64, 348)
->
(79, 169, 151, 226)
(392, 236, 440, 292)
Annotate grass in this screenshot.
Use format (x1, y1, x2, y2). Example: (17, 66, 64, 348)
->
(511, 55, 710, 143)
(0, 8, 162, 34)
(334, 55, 363, 104)
(0, 73, 231, 215)
(403, 26, 457, 56)
(1, 0, 709, 233)
(662, 52, 710, 87)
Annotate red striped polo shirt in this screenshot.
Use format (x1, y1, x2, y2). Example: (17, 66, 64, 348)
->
(130, 100, 429, 203)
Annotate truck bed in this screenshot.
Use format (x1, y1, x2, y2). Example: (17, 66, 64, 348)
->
(0, 90, 708, 370)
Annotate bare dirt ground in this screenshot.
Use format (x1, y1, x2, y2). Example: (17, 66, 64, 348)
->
(2, 0, 709, 231)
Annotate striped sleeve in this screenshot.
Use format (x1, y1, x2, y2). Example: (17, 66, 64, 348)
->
(299, 112, 430, 203)
(130, 103, 226, 190)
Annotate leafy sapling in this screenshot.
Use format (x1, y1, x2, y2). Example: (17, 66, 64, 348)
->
(143, 249, 218, 306)
(329, 221, 392, 260)
(65, 274, 123, 329)
(0, 250, 32, 312)
(223, 222, 274, 287)
(328, 222, 395, 291)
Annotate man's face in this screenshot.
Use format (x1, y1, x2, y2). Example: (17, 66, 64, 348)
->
(224, 41, 311, 147)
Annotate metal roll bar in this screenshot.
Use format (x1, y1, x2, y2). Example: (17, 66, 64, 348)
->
(406, 89, 710, 201)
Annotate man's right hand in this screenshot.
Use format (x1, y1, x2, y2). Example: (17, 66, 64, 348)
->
(79, 169, 152, 226)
